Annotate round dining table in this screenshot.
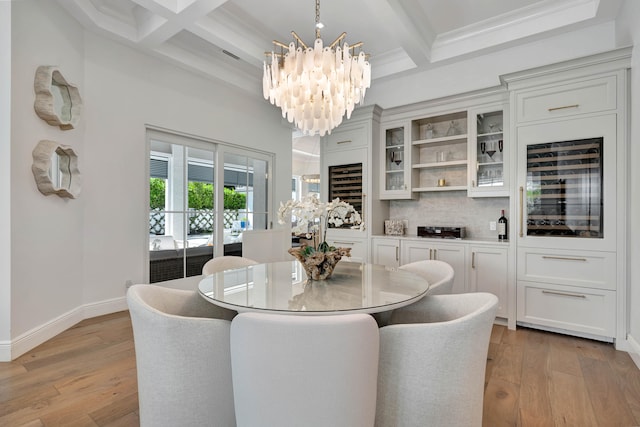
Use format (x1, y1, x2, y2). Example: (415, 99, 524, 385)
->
(197, 260, 430, 315)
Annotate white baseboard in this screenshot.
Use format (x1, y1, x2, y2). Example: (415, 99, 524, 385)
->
(627, 333, 640, 370)
(0, 296, 128, 361)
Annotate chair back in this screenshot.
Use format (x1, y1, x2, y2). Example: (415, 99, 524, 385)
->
(202, 255, 258, 275)
(399, 259, 454, 295)
(231, 312, 380, 427)
(376, 293, 498, 427)
(127, 284, 236, 427)
(241, 229, 291, 262)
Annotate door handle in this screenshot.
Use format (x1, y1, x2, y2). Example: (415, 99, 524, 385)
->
(472, 252, 475, 269)
(519, 186, 524, 238)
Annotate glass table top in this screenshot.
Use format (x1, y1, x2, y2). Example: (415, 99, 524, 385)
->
(198, 260, 430, 315)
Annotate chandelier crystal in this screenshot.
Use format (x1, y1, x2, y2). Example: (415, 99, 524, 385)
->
(262, 0, 371, 136)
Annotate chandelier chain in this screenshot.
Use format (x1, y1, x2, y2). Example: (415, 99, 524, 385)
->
(315, 0, 321, 39)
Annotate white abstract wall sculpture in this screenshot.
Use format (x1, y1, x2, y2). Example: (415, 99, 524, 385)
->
(33, 65, 82, 130)
(32, 140, 81, 199)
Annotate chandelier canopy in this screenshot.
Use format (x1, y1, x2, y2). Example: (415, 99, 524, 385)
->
(262, 0, 371, 136)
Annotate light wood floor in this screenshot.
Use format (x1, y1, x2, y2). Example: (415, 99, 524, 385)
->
(1, 311, 639, 426)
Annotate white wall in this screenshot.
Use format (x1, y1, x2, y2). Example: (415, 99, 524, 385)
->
(7, 0, 292, 359)
(0, 1, 12, 358)
(10, 0, 86, 353)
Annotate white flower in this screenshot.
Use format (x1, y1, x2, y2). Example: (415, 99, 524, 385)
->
(278, 195, 364, 252)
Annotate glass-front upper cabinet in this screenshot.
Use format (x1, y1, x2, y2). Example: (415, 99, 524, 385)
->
(468, 105, 508, 197)
(380, 121, 415, 200)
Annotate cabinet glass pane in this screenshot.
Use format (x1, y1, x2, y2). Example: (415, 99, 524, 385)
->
(476, 111, 504, 187)
(526, 138, 603, 238)
(385, 127, 405, 191)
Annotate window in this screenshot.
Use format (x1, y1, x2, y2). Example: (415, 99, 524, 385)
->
(147, 129, 273, 283)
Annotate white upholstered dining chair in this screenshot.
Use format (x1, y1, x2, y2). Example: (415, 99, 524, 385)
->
(127, 284, 236, 427)
(230, 312, 380, 427)
(398, 259, 454, 296)
(376, 293, 498, 427)
(201, 255, 258, 275)
(373, 259, 455, 327)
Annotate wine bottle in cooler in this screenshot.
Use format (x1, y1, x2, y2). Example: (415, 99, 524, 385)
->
(498, 210, 508, 241)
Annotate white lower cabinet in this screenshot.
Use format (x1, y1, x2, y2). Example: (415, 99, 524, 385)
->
(516, 247, 616, 340)
(326, 233, 367, 263)
(400, 240, 467, 294)
(371, 238, 400, 268)
(469, 246, 508, 318)
(372, 237, 511, 323)
(516, 281, 616, 339)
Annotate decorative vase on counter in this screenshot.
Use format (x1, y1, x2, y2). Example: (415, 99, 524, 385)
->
(288, 246, 351, 280)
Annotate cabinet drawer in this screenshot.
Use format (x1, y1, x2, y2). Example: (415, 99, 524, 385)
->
(516, 76, 616, 123)
(327, 238, 366, 263)
(325, 125, 367, 151)
(517, 249, 616, 290)
(517, 281, 615, 338)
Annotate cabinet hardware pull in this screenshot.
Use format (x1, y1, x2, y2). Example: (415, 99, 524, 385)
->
(429, 249, 433, 260)
(336, 140, 351, 145)
(433, 249, 437, 259)
(395, 246, 399, 261)
(542, 255, 587, 262)
(548, 104, 579, 112)
(333, 241, 355, 245)
(519, 186, 524, 238)
(542, 290, 586, 298)
(472, 252, 475, 269)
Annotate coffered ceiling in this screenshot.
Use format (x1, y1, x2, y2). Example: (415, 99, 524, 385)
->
(56, 0, 624, 95)
(55, 0, 625, 161)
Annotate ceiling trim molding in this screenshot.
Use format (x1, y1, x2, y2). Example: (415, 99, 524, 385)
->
(431, 0, 600, 62)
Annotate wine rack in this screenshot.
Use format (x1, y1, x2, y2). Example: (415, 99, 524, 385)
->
(525, 137, 603, 237)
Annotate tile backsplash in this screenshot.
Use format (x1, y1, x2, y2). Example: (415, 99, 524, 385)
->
(389, 192, 509, 240)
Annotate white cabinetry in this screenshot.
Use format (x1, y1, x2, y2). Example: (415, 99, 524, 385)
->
(380, 121, 415, 200)
(322, 105, 387, 263)
(469, 245, 508, 318)
(400, 240, 467, 294)
(503, 48, 630, 343)
(378, 89, 510, 197)
(468, 104, 509, 197)
(371, 237, 400, 268)
(371, 237, 510, 321)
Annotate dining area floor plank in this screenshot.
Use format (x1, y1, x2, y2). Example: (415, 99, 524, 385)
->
(0, 311, 638, 427)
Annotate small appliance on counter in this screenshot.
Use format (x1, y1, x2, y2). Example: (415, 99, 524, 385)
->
(417, 226, 466, 239)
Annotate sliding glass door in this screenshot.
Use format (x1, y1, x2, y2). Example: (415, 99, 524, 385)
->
(147, 130, 273, 283)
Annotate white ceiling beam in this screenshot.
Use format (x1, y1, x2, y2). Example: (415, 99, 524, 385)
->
(130, 0, 229, 47)
(368, 0, 436, 66)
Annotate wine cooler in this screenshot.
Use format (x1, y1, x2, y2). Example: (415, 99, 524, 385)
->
(517, 113, 616, 252)
(328, 162, 363, 227)
(525, 137, 603, 238)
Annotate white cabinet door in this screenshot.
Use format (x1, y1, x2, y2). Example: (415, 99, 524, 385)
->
(467, 103, 509, 197)
(401, 240, 466, 294)
(380, 120, 415, 200)
(372, 238, 400, 268)
(469, 245, 508, 318)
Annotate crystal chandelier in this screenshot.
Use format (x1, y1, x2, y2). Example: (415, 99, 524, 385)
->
(262, 0, 371, 136)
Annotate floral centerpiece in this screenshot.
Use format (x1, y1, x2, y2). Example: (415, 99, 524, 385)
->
(278, 195, 364, 280)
